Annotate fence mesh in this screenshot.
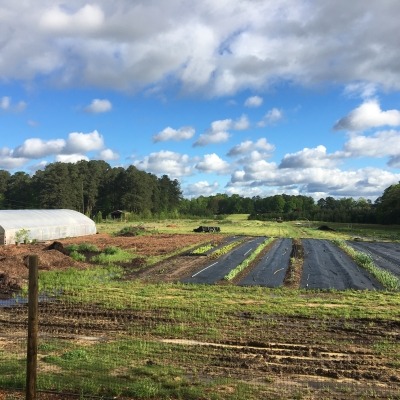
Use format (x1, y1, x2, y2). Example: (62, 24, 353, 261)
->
(1, 283, 400, 400)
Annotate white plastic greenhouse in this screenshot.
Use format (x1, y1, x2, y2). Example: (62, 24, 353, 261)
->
(0, 209, 97, 245)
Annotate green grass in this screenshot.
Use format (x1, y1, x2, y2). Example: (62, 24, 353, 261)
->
(97, 217, 400, 240)
(224, 238, 275, 281)
(90, 247, 136, 264)
(209, 239, 246, 259)
(190, 244, 214, 254)
(33, 266, 400, 320)
(37, 265, 124, 294)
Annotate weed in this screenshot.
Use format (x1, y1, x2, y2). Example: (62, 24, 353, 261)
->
(191, 244, 213, 254)
(69, 250, 86, 262)
(91, 248, 135, 265)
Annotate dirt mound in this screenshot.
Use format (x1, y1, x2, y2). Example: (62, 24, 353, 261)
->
(0, 233, 225, 294)
(46, 241, 68, 254)
(317, 225, 335, 231)
(0, 243, 91, 293)
(116, 226, 148, 237)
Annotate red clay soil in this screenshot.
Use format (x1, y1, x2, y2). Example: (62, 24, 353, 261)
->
(0, 233, 224, 295)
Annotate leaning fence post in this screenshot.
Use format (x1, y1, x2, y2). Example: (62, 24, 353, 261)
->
(26, 255, 39, 400)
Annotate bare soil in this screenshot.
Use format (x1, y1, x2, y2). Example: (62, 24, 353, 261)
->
(1, 302, 399, 399)
(0, 233, 225, 295)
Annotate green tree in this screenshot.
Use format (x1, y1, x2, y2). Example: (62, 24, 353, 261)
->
(375, 183, 400, 224)
(77, 160, 111, 216)
(4, 172, 33, 209)
(36, 163, 81, 209)
(0, 170, 11, 208)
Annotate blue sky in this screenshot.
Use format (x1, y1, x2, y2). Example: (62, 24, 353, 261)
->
(1, 1, 400, 200)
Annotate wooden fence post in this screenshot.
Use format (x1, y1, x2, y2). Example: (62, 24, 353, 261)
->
(26, 255, 39, 400)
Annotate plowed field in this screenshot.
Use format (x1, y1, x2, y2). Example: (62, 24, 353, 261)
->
(1, 233, 400, 398)
(1, 301, 399, 399)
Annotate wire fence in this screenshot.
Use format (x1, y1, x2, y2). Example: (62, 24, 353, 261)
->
(1, 282, 400, 399)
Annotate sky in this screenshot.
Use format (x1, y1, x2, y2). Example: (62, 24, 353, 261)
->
(1, 1, 400, 201)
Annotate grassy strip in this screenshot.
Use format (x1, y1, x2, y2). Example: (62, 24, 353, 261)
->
(333, 239, 400, 291)
(209, 239, 246, 259)
(190, 243, 214, 254)
(223, 238, 275, 281)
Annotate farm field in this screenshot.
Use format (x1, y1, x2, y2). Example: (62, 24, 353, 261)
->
(1, 218, 400, 398)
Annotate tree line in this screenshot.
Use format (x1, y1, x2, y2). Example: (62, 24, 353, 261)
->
(181, 187, 400, 224)
(0, 160, 182, 218)
(0, 160, 399, 224)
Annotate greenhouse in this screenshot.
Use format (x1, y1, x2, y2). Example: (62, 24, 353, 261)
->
(0, 209, 96, 245)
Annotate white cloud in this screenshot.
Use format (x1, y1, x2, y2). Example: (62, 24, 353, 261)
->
(40, 4, 104, 34)
(194, 119, 232, 147)
(343, 82, 378, 99)
(27, 160, 48, 173)
(133, 150, 192, 177)
(185, 181, 219, 197)
(13, 138, 65, 158)
(279, 145, 339, 168)
(334, 99, 400, 131)
(229, 162, 400, 199)
(0, 148, 28, 169)
(228, 138, 275, 157)
(98, 148, 119, 161)
(153, 126, 195, 142)
(245, 96, 263, 107)
(342, 130, 400, 158)
(1, 96, 11, 110)
(64, 130, 104, 153)
(195, 153, 231, 174)
(194, 116, 250, 146)
(233, 114, 250, 130)
(0, 2, 400, 93)
(258, 108, 283, 127)
(85, 99, 112, 113)
(56, 154, 89, 163)
(0, 96, 27, 112)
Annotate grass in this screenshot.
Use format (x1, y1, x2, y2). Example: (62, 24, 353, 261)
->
(209, 239, 246, 259)
(97, 216, 400, 241)
(90, 247, 136, 264)
(33, 267, 400, 320)
(224, 237, 275, 281)
(190, 244, 214, 255)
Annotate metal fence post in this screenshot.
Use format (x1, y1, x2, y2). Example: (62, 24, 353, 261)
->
(26, 255, 39, 400)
